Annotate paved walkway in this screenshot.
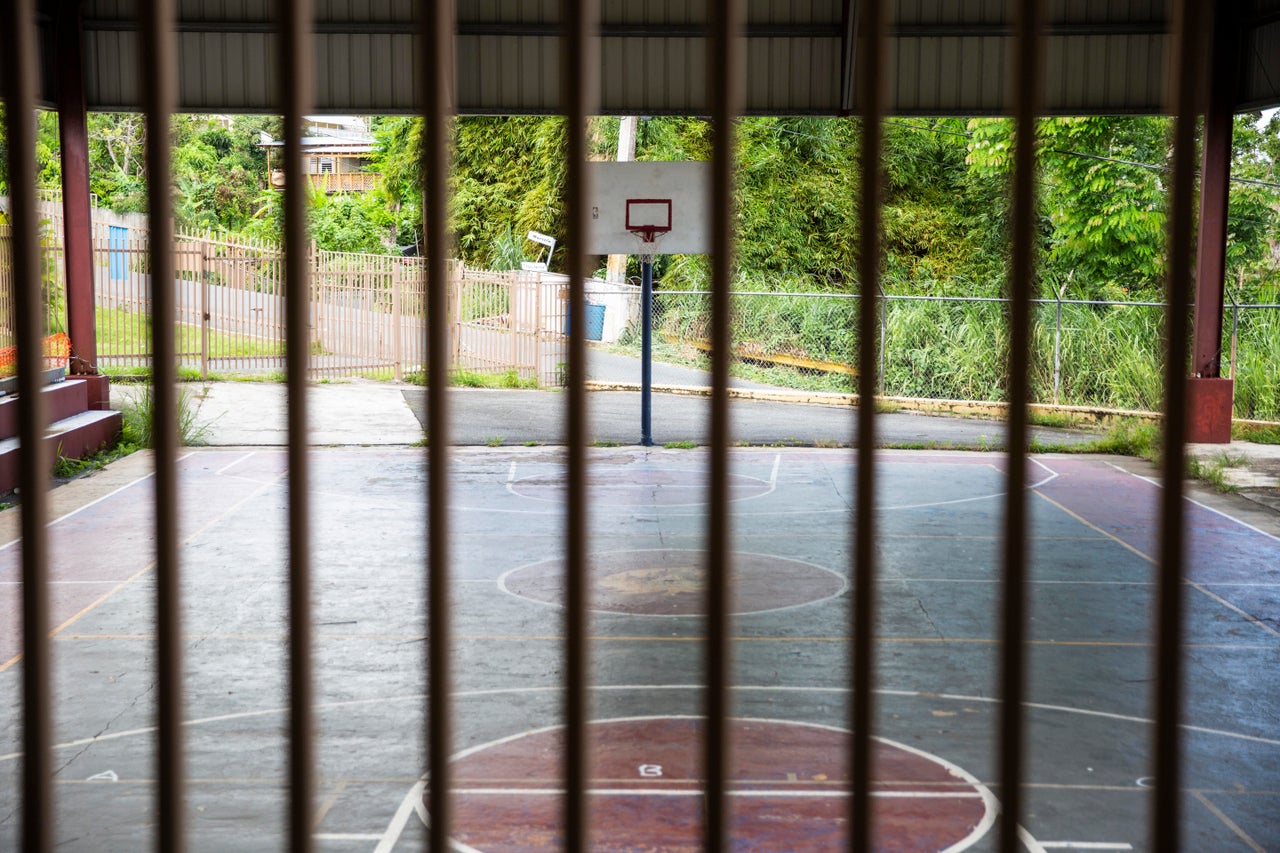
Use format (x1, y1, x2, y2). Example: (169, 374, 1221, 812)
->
(107, 368, 1280, 514)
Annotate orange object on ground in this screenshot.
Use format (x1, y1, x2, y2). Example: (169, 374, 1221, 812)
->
(0, 332, 72, 378)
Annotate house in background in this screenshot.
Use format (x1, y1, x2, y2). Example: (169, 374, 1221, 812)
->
(260, 115, 378, 194)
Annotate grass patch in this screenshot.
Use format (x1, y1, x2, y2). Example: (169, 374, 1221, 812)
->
(522, 440, 540, 447)
(1234, 423, 1280, 445)
(96, 305, 283, 360)
(1028, 409, 1090, 430)
(121, 385, 210, 448)
(1083, 419, 1162, 461)
(594, 440, 621, 447)
(405, 368, 539, 390)
(1186, 455, 1242, 493)
(663, 440, 697, 449)
(53, 440, 137, 481)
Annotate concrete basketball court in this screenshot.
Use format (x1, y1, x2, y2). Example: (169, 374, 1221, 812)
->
(1, 444, 1278, 851)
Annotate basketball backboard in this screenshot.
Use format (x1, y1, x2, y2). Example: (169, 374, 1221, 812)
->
(586, 161, 711, 255)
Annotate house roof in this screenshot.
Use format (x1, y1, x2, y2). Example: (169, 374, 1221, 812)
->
(17, 0, 1280, 116)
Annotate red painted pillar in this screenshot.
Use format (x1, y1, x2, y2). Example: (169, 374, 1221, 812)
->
(1187, 3, 1239, 444)
(56, 0, 106, 403)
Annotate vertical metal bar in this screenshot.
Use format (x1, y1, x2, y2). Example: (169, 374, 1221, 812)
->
(640, 258, 653, 445)
(140, 0, 184, 850)
(562, 0, 598, 849)
(55, 0, 98, 376)
(418, 0, 456, 849)
(706, 1, 744, 850)
(851, 0, 888, 849)
(1155, 0, 1206, 848)
(1, 0, 54, 849)
(1054, 294, 1062, 406)
(279, 0, 315, 850)
(1191, 2, 1239, 380)
(998, 1, 1044, 850)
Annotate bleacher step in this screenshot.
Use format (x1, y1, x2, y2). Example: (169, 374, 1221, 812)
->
(0, 409, 123, 494)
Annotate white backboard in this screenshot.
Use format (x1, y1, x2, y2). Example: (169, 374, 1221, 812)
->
(586, 162, 711, 255)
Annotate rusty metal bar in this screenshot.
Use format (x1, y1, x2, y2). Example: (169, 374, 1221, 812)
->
(706, 1, 744, 850)
(55, 0, 98, 376)
(1192, 2, 1240, 379)
(139, 0, 184, 850)
(997, 1, 1045, 851)
(851, 0, 888, 849)
(561, 0, 597, 850)
(1, 0, 54, 849)
(1155, 0, 1207, 848)
(279, 0, 315, 850)
(418, 0, 456, 849)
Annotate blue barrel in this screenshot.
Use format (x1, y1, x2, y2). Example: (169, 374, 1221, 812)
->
(564, 302, 607, 341)
(109, 226, 127, 281)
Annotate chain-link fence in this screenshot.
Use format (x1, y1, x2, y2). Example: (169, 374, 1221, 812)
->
(633, 288, 1280, 420)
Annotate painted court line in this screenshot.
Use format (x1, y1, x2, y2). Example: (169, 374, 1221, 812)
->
(214, 451, 257, 476)
(448, 787, 983, 799)
(1110, 463, 1280, 546)
(1193, 791, 1266, 853)
(0, 466, 287, 674)
(5, 683, 1278, 766)
(0, 451, 192, 552)
(1032, 489, 1280, 641)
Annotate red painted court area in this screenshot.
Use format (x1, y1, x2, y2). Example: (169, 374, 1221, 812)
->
(443, 717, 993, 853)
(502, 549, 846, 615)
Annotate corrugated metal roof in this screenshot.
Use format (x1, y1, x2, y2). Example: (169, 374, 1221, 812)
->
(15, 0, 1280, 115)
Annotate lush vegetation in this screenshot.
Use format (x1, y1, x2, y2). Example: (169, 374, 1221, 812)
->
(5, 107, 1278, 419)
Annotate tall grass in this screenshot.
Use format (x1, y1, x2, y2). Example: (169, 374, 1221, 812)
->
(644, 290, 1280, 420)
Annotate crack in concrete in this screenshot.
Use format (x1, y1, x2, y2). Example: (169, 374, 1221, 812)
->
(56, 677, 156, 777)
(915, 597, 943, 638)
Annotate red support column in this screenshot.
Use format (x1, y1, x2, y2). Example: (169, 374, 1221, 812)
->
(56, 0, 106, 407)
(1188, 2, 1239, 444)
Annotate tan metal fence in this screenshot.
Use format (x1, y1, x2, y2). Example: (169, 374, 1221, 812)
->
(1, 226, 574, 384)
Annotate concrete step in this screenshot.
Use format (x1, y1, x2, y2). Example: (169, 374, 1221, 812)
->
(0, 409, 124, 494)
(0, 378, 91, 441)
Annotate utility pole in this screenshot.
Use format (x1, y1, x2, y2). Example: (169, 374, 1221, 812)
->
(605, 117, 638, 283)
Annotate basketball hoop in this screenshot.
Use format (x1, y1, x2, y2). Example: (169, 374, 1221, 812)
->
(625, 198, 671, 263)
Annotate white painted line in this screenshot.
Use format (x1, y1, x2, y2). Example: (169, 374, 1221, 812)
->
(1113, 463, 1280, 546)
(7, 683, 1278, 767)
(1039, 843, 1133, 850)
(313, 832, 384, 841)
(1018, 825, 1050, 853)
(494, 548, 849, 619)
(0, 453, 193, 551)
(447, 787, 983, 799)
(374, 779, 424, 853)
(1029, 456, 1061, 481)
(1194, 791, 1267, 853)
(215, 451, 256, 476)
(1187, 580, 1280, 639)
(506, 459, 517, 484)
(0, 581, 121, 585)
(769, 453, 781, 489)
(1186, 494, 1280, 545)
(399, 716, 999, 853)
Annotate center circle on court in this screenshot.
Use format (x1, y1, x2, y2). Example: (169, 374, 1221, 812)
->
(510, 468, 771, 507)
(432, 716, 993, 852)
(500, 549, 847, 615)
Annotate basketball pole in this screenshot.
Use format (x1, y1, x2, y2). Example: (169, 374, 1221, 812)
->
(640, 250, 654, 447)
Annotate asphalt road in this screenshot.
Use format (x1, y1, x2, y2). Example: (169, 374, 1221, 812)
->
(405, 387, 1100, 448)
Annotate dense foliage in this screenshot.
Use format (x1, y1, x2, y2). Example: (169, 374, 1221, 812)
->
(6, 107, 1278, 417)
